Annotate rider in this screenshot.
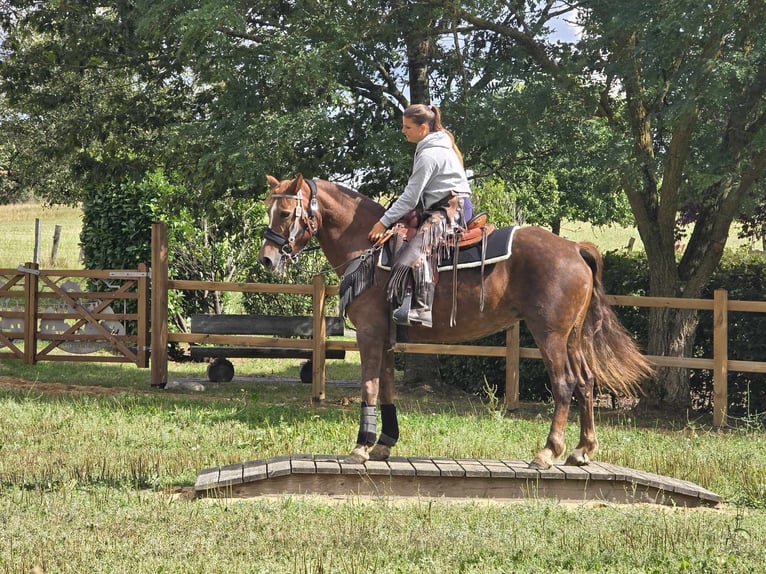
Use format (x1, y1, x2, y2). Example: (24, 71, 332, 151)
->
(368, 103, 473, 328)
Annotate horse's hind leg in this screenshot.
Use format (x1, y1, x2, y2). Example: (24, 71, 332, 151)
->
(531, 333, 574, 470)
(566, 348, 598, 466)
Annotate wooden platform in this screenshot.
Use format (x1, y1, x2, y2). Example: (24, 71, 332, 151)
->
(194, 454, 721, 507)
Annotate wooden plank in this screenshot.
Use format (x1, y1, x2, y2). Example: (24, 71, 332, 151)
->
(137, 261, 150, 368)
(291, 458, 316, 474)
(150, 222, 169, 387)
(409, 458, 441, 477)
(312, 274, 328, 402)
(456, 459, 491, 478)
(188, 346, 345, 360)
(190, 314, 344, 337)
(501, 460, 539, 479)
(432, 458, 465, 477)
(218, 463, 244, 487)
(478, 459, 516, 478)
(713, 289, 728, 427)
(242, 459, 268, 483)
(315, 460, 341, 475)
(194, 467, 220, 491)
(557, 465, 591, 480)
(363, 460, 392, 475)
(23, 262, 39, 365)
(266, 456, 292, 479)
(387, 458, 416, 477)
(339, 460, 367, 475)
(536, 464, 566, 480)
(606, 295, 714, 310)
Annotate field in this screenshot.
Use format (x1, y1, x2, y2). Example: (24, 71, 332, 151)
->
(1, 204, 765, 572)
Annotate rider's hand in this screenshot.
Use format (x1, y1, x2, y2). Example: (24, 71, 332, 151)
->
(368, 221, 387, 242)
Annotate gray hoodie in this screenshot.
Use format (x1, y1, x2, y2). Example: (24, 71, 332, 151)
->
(380, 131, 471, 227)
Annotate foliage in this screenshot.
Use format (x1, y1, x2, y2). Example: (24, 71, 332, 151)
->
(600, 249, 766, 415)
(442, 246, 766, 417)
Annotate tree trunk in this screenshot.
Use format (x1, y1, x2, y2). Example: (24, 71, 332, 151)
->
(642, 306, 699, 410)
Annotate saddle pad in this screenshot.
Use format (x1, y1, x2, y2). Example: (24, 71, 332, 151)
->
(377, 225, 517, 272)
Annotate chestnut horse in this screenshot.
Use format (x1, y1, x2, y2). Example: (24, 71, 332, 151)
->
(258, 175, 652, 469)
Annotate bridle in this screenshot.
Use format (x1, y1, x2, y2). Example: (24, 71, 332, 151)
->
(264, 179, 320, 261)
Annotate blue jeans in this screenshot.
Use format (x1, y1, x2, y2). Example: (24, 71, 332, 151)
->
(462, 196, 474, 223)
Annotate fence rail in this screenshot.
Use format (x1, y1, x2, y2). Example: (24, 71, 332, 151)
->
(2, 221, 764, 429)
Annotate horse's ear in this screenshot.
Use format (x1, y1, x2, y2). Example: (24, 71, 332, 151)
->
(287, 173, 304, 194)
(266, 175, 280, 190)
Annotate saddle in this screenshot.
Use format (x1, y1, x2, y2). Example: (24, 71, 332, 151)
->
(383, 205, 503, 326)
(392, 210, 495, 248)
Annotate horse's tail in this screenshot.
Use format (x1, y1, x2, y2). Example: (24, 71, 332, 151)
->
(577, 242, 654, 396)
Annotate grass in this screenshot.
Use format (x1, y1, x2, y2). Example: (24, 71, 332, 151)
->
(1, 204, 765, 572)
(0, 202, 83, 269)
(0, 359, 765, 572)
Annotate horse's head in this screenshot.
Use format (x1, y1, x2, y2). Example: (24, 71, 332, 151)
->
(258, 174, 318, 274)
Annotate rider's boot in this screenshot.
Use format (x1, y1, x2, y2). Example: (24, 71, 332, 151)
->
(406, 260, 434, 328)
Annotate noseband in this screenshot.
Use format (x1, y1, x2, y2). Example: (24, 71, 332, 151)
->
(264, 179, 320, 261)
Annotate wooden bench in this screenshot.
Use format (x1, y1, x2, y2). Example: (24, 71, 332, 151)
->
(189, 314, 346, 383)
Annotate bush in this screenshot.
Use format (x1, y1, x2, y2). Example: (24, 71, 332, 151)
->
(440, 245, 766, 415)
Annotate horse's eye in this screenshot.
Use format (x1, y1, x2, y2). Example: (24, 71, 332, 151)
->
(279, 210, 291, 219)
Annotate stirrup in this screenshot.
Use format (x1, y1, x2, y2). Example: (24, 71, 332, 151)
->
(392, 293, 413, 326)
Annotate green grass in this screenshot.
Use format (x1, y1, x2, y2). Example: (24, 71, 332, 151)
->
(1, 205, 765, 572)
(1, 357, 766, 573)
(0, 202, 83, 269)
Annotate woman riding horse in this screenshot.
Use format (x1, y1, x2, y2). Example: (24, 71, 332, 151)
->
(368, 104, 473, 328)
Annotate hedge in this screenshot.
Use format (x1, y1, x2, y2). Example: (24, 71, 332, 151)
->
(439, 248, 766, 416)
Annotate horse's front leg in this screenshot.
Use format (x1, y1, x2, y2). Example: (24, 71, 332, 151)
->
(368, 344, 397, 461)
(344, 319, 390, 464)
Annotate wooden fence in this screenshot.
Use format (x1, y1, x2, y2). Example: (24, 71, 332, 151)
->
(1, 221, 764, 428)
(147, 223, 766, 427)
(0, 263, 150, 367)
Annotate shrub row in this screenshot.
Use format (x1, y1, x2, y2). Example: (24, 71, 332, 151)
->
(440, 249, 766, 416)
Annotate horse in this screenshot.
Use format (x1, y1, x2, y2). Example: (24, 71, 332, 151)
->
(258, 175, 653, 469)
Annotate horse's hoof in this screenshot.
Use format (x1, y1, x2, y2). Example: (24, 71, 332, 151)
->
(565, 449, 591, 466)
(343, 445, 369, 464)
(368, 444, 391, 461)
(529, 456, 552, 470)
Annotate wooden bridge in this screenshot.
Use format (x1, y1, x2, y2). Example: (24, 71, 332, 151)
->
(195, 454, 721, 508)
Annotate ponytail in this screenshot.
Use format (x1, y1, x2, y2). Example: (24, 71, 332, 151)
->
(403, 104, 464, 165)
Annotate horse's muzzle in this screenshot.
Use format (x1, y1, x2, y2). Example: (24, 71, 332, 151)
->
(257, 243, 281, 273)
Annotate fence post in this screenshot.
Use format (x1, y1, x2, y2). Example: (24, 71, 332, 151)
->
(312, 274, 328, 403)
(713, 289, 728, 427)
(505, 321, 520, 410)
(23, 262, 39, 364)
(150, 222, 169, 388)
(136, 262, 150, 368)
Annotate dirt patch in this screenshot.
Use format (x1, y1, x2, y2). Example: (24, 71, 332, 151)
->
(0, 375, 129, 397)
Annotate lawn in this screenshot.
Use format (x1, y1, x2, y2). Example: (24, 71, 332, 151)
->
(0, 356, 765, 573)
(1, 204, 764, 572)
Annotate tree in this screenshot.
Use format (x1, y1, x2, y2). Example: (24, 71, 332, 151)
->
(431, 0, 766, 409)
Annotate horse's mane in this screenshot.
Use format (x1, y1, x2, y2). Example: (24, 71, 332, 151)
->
(265, 177, 385, 218)
(322, 179, 386, 217)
